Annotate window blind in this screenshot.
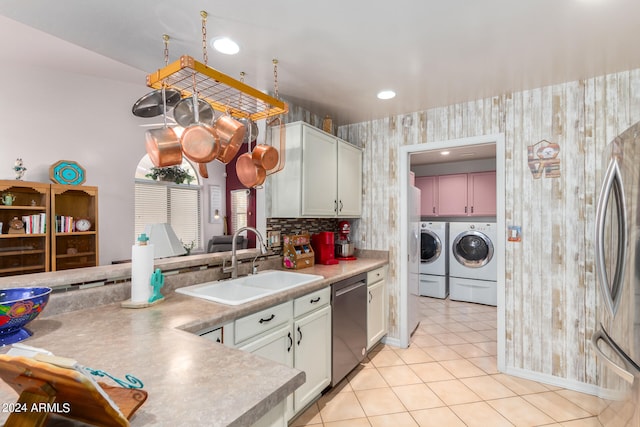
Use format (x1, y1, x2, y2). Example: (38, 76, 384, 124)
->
(135, 181, 202, 249)
(230, 189, 248, 234)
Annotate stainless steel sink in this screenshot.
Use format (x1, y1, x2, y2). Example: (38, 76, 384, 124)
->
(175, 270, 324, 306)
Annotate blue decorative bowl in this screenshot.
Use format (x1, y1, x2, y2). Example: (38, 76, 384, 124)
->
(0, 287, 52, 345)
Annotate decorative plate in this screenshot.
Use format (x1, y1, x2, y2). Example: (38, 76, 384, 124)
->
(50, 160, 86, 185)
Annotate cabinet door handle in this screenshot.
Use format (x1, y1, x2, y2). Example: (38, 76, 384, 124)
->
(339, 200, 343, 212)
(334, 200, 338, 213)
(297, 326, 302, 345)
(432, 207, 435, 214)
(287, 332, 293, 352)
(464, 206, 468, 213)
(471, 206, 474, 214)
(369, 291, 372, 303)
(259, 314, 275, 324)
(310, 297, 321, 304)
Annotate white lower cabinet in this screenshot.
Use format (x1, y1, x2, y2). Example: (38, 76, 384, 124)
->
(293, 304, 331, 412)
(251, 401, 286, 427)
(367, 266, 388, 350)
(231, 287, 332, 421)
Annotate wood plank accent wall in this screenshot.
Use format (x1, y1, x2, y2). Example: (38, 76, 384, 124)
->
(338, 68, 640, 385)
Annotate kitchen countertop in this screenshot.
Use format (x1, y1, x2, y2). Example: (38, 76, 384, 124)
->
(0, 258, 388, 426)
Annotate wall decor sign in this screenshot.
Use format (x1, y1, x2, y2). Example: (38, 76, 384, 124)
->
(528, 139, 560, 179)
(49, 160, 86, 185)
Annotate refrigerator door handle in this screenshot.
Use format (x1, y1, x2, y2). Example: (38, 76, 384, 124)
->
(590, 328, 635, 385)
(595, 158, 627, 317)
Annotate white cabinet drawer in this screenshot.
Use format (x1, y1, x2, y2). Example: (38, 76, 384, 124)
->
(235, 301, 293, 344)
(294, 287, 330, 318)
(367, 266, 387, 285)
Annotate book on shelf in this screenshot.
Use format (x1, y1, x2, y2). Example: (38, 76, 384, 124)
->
(55, 215, 74, 233)
(20, 214, 47, 234)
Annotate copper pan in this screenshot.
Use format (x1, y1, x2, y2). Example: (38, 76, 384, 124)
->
(236, 152, 266, 188)
(251, 144, 279, 170)
(145, 128, 182, 167)
(180, 93, 220, 163)
(145, 87, 182, 167)
(215, 115, 246, 164)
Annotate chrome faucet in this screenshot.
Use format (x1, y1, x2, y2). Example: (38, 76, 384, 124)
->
(222, 226, 268, 279)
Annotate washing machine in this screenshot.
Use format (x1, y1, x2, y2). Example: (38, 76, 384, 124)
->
(448, 222, 497, 306)
(419, 221, 448, 299)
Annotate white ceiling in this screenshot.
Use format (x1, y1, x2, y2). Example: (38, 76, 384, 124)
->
(1, 0, 639, 126)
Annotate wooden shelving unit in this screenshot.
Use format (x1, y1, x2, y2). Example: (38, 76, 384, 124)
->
(0, 181, 50, 277)
(50, 184, 99, 271)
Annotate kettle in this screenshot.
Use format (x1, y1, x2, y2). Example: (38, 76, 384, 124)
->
(1, 193, 16, 206)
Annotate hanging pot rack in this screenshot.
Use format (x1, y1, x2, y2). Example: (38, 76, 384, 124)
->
(146, 55, 288, 122)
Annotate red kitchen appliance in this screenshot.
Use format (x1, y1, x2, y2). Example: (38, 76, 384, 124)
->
(335, 220, 357, 261)
(311, 232, 339, 265)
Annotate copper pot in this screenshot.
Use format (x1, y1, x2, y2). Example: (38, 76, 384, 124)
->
(181, 124, 220, 163)
(145, 127, 182, 167)
(180, 94, 221, 163)
(251, 144, 279, 170)
(215, 115, 246, 164)
(236, 152, 266, 188)
(144, 87, 182, 167)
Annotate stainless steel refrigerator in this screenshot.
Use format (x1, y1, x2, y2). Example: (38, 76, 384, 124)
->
(592, 121, 640, 426)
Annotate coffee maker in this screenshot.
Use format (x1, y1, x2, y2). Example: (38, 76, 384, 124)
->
(310, 232, 339, 265)
(335, 220, 357, 260)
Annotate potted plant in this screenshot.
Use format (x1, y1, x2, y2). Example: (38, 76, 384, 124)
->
(146, 166, 195, 185)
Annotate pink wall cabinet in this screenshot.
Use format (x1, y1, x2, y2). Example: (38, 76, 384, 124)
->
(467, 171, 496, 216)
(422, 171, 496, 217)
(415, 176, 438, 216)
(437, 174, 468, 216)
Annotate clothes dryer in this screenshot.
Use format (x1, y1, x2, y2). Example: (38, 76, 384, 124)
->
(419, 221, 448, 299)
(448, 222, 497, 305)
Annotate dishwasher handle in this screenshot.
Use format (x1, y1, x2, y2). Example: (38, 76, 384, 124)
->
(334, 281, 366, 298)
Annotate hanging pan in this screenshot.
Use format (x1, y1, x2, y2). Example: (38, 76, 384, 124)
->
(236, 151, 266, 188)
(145, 87, 182, 167)
(132, 88, 181, 118)
(236, 123, 268, 188)
(215, 114, 246, 164)
(180, 89, 220, 163)
(172, 96, 215, 128)
(133, 34, 181, 118)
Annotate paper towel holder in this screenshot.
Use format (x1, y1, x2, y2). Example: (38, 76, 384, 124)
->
(143, 223, 187, 258)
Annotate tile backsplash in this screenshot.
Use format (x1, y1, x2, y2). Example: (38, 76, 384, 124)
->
(266, 218, 340, 254)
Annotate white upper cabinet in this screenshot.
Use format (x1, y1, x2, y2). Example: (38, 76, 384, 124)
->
(269, 122, 362, 218)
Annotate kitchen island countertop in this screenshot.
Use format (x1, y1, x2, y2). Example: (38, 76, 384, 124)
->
(0, 257, 387, 426)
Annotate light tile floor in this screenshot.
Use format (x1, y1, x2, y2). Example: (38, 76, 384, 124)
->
(292, 296, 608, 427)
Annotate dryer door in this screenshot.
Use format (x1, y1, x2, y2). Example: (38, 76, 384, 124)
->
(452, 231, 494, 268)
(421, 230, 442, 263)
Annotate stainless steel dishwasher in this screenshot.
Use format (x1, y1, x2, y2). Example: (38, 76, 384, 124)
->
(331, 272, 368, 386)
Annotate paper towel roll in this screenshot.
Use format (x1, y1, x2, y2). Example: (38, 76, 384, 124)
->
(131, 243, 154, 303)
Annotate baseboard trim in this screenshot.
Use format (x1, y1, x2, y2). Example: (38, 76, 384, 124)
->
(504, 366, 626, 401)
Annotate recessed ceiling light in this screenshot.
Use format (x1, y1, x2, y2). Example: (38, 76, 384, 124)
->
(440, 151, 450, 156)
(211, 37, 240, 55)
(377, 90, 396, 100)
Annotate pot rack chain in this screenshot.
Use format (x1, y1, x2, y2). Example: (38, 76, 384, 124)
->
(200, 11, 208, 66)
(163, 34, 170, 66)
(145, 10, 288, 121)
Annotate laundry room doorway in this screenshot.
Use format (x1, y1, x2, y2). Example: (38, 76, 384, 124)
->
(398, 134, 506, 372)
